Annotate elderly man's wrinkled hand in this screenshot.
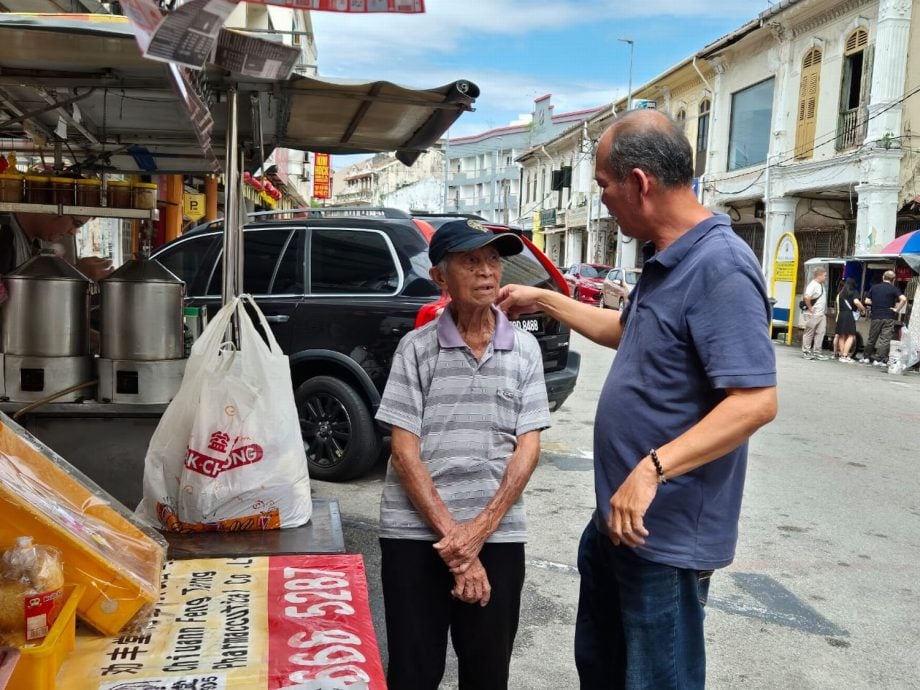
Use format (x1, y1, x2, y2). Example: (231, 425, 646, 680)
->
(451, 557, 491, 606)
(75, 256, 114, 282)
(433, 520, 489, 574)
(607, 459, 658, 548)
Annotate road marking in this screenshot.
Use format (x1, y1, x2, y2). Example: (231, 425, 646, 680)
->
(529, 558, 579, 575)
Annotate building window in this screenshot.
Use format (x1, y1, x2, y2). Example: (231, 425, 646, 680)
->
(728, 78, 774, 171)
(837, 28, 871, 150)
(695, 99, 710, 177)
(675, 108, 686, 132)
(794, 47, 823, 159)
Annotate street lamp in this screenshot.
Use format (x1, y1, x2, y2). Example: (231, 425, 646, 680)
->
(614, 38, 634, 268)
(618, 38, 634, 111)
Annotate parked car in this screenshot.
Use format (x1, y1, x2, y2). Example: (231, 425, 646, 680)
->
(562, 263, 613, 305)
(600, 267, 642, 309)
(152, 208, 580, 482)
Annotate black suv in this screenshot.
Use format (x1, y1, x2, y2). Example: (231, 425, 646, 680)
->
(152, 209, 580, 481)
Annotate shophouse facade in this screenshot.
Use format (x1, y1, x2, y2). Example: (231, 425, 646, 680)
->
(329, 148, 444, 209)
(519, 58, 710, 270)
(446, 95, 604, 225)
(699, 0, 914, 289)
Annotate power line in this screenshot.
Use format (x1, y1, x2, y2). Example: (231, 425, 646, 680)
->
(708, 79, 920, 195)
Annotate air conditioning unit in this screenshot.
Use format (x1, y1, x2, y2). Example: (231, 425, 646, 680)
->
(556, 209, 567, 226)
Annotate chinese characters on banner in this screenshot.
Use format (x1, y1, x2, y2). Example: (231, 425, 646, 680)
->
(313, 153, 331, 199)
(59, 555, 385, 690)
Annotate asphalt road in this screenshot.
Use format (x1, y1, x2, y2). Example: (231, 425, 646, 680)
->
(311, 333, 920, 689)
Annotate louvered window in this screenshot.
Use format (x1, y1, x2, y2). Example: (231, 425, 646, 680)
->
(795, 48, 822, 159)
(845, 29, 868, 55)
(837, 29, 872, 150)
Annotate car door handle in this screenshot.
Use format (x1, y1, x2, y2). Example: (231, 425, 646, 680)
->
(263, 314, 290, 323)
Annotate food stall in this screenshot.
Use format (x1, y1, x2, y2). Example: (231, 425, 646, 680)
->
(0, 8, 479, 689)
(0, 11, 478, 507)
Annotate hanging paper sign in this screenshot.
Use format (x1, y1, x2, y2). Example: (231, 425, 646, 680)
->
(59, 555, 385, 690)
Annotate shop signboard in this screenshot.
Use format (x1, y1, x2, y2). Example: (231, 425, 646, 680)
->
(313, 153, 331, 200)
(770, 231, 798, 345)
(60, 554, 385, 690)
(184, 192, 207, 221)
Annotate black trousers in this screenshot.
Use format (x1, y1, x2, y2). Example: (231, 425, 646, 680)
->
(865, 318, 897, 362)
(380, 538, 525, 690)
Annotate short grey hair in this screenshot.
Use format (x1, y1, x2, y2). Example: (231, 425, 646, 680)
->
(812, 267, 827, 277)
(603, 112, 694, 188)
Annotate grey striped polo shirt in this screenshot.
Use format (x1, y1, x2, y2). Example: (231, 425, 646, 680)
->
(375, 306, 551, 543)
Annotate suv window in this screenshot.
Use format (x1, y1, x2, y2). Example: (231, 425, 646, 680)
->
(503, 245, 557, 290)
(205, 228, 298, 296)
(310, 228, 400, 295)
(156, 234, 218, 293)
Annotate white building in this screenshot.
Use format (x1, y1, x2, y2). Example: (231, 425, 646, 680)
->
(699, 0, 913, 288)
(329, 148, 444, 210)
(446, 95, 605, 225)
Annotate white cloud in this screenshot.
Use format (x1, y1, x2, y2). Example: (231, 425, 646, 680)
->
(311, 0, 768, 139)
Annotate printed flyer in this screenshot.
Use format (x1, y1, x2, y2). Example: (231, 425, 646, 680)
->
(59, 554, 384, 690)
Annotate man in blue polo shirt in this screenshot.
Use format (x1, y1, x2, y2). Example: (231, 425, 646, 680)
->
(498, 110, 777, 689)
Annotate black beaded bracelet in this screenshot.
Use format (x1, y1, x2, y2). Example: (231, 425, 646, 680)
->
(649, 448, 667, 484)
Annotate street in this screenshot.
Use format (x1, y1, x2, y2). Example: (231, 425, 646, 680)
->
(310, 333, 920, 689)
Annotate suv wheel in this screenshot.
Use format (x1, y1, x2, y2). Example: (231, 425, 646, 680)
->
(598, 294, 606, 309)
(295, 376, 380, 481)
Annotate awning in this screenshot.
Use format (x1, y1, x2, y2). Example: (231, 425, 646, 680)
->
(0, 13, 479, 173)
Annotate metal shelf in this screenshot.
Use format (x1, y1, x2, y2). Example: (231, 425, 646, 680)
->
(0, 201, 158, 220)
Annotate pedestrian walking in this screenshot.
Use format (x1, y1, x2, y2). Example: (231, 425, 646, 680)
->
(498, 110, 777, 690)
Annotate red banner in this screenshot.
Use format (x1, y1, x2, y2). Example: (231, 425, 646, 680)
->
(246, 0, 424, 12)
(267, 555, 385, 688)
(313, 153, 331, 200)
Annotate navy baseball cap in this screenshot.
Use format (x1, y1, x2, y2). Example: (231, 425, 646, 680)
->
(428, 218, 523, 266)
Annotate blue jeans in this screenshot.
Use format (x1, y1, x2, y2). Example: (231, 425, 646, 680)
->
(574, 519, 712, 690)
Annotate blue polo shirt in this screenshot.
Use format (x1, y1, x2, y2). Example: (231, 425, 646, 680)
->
(594, 214, 776, 570)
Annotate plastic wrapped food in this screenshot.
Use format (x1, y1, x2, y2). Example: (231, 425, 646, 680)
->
(0, 412, 167, 636)
(0, 537, 64, 646)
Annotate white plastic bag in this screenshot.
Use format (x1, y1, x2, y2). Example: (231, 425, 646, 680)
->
(137, 295, 312, 531)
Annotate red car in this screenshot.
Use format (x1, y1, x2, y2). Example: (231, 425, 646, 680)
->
(562, 263, 613, 305)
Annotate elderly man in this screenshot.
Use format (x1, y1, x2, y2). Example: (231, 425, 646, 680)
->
(0, 212, 113, 280)
(375, 218, 551, 690)
(498, 110, 777, 689)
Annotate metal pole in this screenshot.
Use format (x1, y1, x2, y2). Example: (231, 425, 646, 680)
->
(615, 38, 634, 268)
(222, 87, 240, 307)
(619, 38, 634, 111)
(442, 132, 450, 212)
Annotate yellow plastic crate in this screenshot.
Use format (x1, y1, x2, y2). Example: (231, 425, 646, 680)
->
(0, 413, 165, 636)
(8, 584, 84, 690)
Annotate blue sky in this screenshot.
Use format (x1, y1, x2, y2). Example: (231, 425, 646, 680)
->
(311, 0, 771, 166)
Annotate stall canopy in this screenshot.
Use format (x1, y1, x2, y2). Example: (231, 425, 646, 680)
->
(0, 13, 479, 173)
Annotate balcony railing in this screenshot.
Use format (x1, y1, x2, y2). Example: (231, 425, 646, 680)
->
(836, 107, 868, 151)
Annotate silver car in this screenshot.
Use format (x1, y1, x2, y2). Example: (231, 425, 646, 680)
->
(600, 267, 642, 309)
